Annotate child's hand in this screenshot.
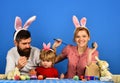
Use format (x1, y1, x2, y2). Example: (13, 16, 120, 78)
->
(60, 73, 64, 79)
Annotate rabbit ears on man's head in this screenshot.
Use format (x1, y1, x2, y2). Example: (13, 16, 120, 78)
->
(72, 15, 87, 28)
(14, 16, 36, 31)
(14, 16, 36, 40)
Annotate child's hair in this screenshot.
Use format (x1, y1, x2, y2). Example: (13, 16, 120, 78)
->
(40, 49, 56, 64)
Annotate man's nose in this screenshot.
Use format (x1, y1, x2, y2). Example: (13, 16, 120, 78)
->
(26, 44, 30, 48)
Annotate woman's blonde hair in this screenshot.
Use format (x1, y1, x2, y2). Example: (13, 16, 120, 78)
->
(40, 49, 56, 64)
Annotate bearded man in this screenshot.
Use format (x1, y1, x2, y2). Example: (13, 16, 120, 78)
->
(5, 16, 40, 75)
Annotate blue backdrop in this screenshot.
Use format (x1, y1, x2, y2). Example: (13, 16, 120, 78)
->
(0, 0, 120, 75)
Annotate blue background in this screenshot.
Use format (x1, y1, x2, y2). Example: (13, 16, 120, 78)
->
(0, 0, 120, 75)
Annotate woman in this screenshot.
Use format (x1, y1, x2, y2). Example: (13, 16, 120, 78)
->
(52, 16, 99, 78)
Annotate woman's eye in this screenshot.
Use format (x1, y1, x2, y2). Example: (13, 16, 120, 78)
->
(83, 35, 87, 38)
(76, 36, 80, 38)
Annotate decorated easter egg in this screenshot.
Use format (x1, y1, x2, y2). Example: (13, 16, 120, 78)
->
(73, 75, 79, 80)
(20, 75, 26, 80)
(14, 75, 20, 80)
(25, 75, 30, 80)
(30, 75, 37, 80)
(38, 75, 43, 80)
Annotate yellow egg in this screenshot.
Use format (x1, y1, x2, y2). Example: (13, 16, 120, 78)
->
(20, 75, 26, 80)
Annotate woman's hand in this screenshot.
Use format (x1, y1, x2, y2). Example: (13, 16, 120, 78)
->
(92, 42, 98, 49)
(52, 39, 62, 49)
(87, 42, 98, 65)
(89, 42, 98, 55)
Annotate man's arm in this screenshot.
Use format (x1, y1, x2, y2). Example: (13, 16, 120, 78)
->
(5, 54, 16, 74)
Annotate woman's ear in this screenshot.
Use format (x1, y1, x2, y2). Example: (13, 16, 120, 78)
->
(87, 37, 90, 41)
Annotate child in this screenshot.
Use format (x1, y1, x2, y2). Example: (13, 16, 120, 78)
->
(35, 42, 58, 78)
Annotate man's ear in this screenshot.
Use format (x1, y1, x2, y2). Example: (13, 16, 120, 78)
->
(14, 40, 18, 46)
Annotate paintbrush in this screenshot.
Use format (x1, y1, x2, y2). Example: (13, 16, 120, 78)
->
(53, 38, 67, 45)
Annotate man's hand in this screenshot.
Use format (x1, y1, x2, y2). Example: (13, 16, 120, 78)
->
(16, 56, 27, 69)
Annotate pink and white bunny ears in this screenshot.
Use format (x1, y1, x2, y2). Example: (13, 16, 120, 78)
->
(14, 16, 36, 40)
(42, 42, 54, 51)
(72, 15, 87, 29)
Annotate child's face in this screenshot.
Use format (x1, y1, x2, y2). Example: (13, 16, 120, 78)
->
(41, 60, 52, 68)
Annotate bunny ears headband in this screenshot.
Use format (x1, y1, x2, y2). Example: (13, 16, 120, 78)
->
(42, 42, 54, 51)
(14, 16, 36, 40)
(72, 15, 88, 30)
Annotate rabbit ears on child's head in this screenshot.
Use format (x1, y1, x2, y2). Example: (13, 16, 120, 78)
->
(72, 15, 87, 28)
(14, 16, 36, 40)
(43, 42, 51, 50)
(42, 42, 54, 51)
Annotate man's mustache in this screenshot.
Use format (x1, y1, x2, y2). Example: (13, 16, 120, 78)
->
(17, 47, 31, 57)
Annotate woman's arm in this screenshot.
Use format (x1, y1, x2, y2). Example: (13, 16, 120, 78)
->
(55, 54, 66, 63)
(52, 39, 66, 63)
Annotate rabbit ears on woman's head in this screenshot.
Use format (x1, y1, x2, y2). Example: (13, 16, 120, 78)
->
(14, 16, 36, 40)
(72, 15, 87, 28)
(14, 16, 36, 31)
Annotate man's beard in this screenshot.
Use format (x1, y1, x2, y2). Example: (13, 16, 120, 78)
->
(17, 47, 31, 58)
